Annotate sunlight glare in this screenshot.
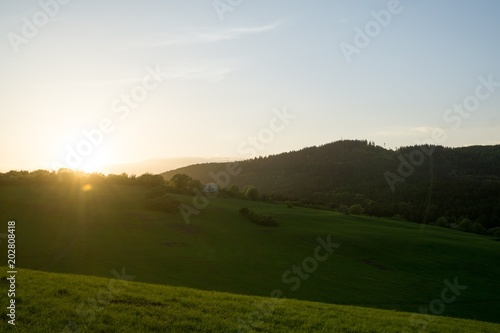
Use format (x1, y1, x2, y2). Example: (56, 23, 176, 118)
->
(81, 184, 93, 192)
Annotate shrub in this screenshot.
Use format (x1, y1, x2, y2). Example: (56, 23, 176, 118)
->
(348, 204, 364, 215)
(434, 216, 449, 228)
(459, 218, 473, 232)
(339, 205, 349, 215)
(489, 227, 500, 237)
(471, 222, 487, 235)
(239, 208, 278, 227)
(244, 187, 259, 201)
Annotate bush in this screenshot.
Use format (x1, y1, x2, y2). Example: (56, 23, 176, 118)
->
(488, 227, 500, 237)
(239, 208, 278, 227)
(348, 204, 364, 215)
(244, 187, 259, 201)
(338, 205, 349, 215)
(434, 216, 448, 228)
(471, 222, 487, 235)
(138, 173, 165, 187)
(459, 218, 473, 232)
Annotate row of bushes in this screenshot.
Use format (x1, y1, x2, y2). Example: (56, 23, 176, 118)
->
(432, 216, 499, 236)
(239, 208, 278, 227)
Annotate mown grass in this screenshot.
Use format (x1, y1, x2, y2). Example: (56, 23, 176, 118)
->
(1, 267, 500, 332)
(0, 183, 499, 325)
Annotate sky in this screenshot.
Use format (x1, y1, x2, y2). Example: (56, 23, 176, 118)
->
(1, 0, 499, 174)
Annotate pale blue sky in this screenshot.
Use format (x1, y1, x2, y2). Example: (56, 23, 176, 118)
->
(1, 0, 499, 173)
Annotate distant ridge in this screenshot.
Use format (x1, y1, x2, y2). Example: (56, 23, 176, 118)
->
(162, 140, 500, 228)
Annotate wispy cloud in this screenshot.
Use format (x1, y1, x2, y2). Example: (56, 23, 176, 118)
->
(117, 21, 282, 50)
(410, 126, 440, 134)
(77, 60, 242, 87)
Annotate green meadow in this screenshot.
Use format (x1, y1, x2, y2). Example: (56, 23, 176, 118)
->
(1, 267, 500, 332)
(0, 182, 499, 330)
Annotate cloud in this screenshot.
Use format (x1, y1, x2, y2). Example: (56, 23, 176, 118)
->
(117, 21, 282, 50)
(77, 60, 242, 87)
(410, 126, 440, 134)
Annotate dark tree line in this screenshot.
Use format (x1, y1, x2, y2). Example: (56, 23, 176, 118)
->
(0, 169, 165, 187)
(162, 140, 500, 233)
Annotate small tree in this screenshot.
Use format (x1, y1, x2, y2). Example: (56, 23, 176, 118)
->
(339, 205, 349, 215)
(244, 186, 259, 201)
(138, 173, 165, 187)
(490, 227, 500, 237)
(471, 222, 487, 235)
(229, 185, 240, 197)
(169, 174, 192, 193)
(435, 216, 448, 228)
(459, 218, 473, 232)
(188, 179, 203, 192)
(349, 204, 364, 215)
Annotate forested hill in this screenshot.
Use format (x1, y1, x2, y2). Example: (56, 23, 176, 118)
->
(162, 140, 500, 229)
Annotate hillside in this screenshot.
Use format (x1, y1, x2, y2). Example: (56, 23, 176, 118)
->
(2, 267, 500, 332)
(1, 181, 499, 324)
(161, 140, 500, 228)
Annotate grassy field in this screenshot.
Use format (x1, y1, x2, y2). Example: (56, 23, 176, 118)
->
(0, 182, 499, 326)
(1, 267, 500, 332)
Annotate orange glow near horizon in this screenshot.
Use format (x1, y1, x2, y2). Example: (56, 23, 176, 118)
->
(81, 184, 93, 192)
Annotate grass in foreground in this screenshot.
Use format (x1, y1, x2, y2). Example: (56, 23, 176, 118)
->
(1, 267, 500, 333)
